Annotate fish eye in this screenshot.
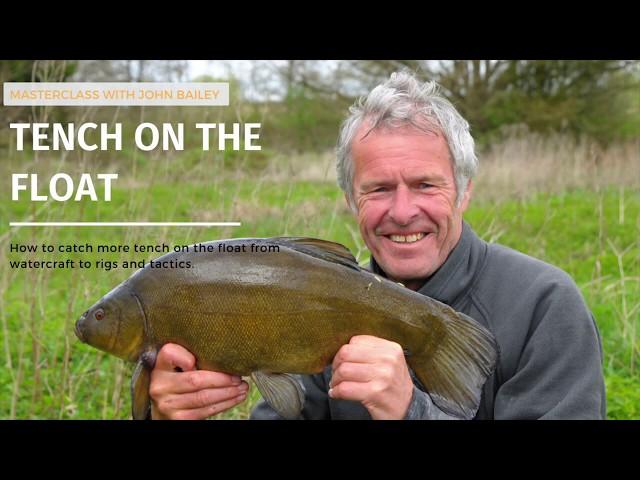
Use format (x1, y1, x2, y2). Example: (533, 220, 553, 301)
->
(94, 308, 105, 321)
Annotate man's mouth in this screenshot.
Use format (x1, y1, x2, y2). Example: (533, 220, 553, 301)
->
(386, 232, 427, 244)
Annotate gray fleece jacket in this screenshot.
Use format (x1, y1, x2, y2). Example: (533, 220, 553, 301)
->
(250, 222, 606, 420)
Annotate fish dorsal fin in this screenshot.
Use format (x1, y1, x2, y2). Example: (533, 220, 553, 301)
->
(270, 237, 359, 270)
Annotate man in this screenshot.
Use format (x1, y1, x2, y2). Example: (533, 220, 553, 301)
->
(149, 71, 606, 420)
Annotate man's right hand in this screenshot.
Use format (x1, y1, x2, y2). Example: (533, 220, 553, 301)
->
(149, 343, 250, 420)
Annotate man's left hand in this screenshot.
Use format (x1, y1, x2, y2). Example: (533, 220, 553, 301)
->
(329, 335, 414, 419)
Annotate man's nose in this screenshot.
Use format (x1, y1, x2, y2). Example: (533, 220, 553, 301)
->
(388, 186, 420, 226)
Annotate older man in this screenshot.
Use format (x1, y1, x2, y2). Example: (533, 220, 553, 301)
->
(149, 71, 606, 420)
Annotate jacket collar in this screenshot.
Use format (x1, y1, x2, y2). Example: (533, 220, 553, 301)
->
(369, 221, 486, 308)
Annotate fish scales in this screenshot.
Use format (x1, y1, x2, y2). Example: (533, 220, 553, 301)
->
(134, 245, 433, 374)
(75, 237, 498, 420)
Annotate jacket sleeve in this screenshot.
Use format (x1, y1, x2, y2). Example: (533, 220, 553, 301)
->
(492, 275, 606, 419)
(250, 370, 331, 420)
(250, 367, 464, 420)
(403, 385, 463, 420)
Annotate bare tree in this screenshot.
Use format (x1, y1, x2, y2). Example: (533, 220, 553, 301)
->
(72, 60, 189, 82)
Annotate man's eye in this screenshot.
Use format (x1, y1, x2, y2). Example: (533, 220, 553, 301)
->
(372, 187, 388, 193)
(418, 183, 433, 189)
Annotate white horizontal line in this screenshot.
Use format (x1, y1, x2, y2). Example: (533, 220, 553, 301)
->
(10, 222, 241, 227)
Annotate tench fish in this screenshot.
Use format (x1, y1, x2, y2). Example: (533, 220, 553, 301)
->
(75, 237, 498, 420)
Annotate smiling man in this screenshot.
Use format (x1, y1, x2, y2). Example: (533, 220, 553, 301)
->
(251, 70, 606, 420)
(149, 71, 606, 420)
(350, 123, 467, 291)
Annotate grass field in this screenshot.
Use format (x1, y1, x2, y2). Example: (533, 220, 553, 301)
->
(1, 140, 638, 419)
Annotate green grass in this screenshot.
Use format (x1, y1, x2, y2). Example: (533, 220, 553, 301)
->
(1, 161, 638, 419)
(467, 190, 640, 419)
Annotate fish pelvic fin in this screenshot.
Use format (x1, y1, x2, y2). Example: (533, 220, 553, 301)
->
(250, 372, 305, 420)
(269, 237, 359, 270)
(410, 311, 499, 420)
(131, 358, 151, 420)
(130, 347, 157, 420)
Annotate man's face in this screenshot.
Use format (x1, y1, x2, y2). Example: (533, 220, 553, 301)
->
(350, 124, 471, 290)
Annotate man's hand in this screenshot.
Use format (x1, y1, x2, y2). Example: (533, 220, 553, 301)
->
(329, 335, 414, 420)
(149, 343, 250, 420)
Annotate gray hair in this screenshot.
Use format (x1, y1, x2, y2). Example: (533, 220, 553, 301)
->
(336, 70, 478, 210)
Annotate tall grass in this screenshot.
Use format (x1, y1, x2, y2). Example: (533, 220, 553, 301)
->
(474, 133, 639, 201)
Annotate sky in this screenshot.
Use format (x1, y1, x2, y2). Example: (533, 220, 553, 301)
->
(187, 60, 344, 101)
(187, 60, 285, 101)
(188, 60, 233, 79)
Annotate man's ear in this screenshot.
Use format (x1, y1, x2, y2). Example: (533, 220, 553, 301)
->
(460, 180, 473, 212)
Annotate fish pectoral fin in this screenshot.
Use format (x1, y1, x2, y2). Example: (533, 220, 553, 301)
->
(250, 371, 305, 420)
(131, 358, 152, 420)
(270, 237, 359, 270)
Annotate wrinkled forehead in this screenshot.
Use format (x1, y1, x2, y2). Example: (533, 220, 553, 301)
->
(353, 121, 451, 159)
(357, 114, 444, 142)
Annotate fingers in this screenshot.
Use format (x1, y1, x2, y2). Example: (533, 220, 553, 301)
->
(150, 343, 248, 419)
(329, 335, 411, 415)
(332, 344, 372, 367)
(329, 380, 370, 402)
(349, 335, 390, 347)
(150, 368, 249, 420)
(333, 339, 401, 368)
(333, 343, 392, 369)
(171, 393, 250, 420)
(330, 341, 385, 402)
(151, 368, 242, 396)
(155, 343, 197, 372)
(331, 361, 374, 387)
(162, 381, 250, 410)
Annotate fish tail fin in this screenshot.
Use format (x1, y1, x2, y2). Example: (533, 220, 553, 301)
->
(410, 311, 498, 419)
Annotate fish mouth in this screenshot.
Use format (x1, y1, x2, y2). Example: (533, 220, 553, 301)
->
(74, 317, 86, 343)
